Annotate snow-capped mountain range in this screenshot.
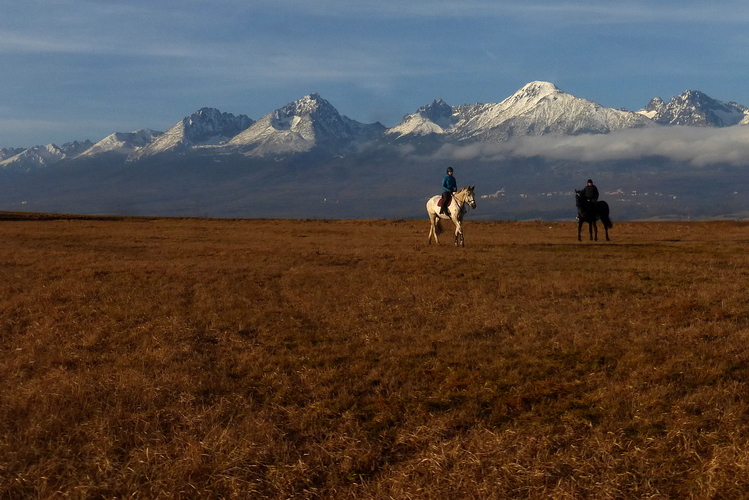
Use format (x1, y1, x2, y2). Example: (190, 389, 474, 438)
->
(387, 81, 655, 141)
(0, 141, 93, 170)
(2, 81, 748, 170)
(225, 93, 385, 157)
(129, 108, 253, 161)
(638, 90, 749, 127)
(0, 147, 25, 162)
(81, 129, 162, 158)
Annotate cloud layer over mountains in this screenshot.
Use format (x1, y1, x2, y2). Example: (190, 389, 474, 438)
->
(429, 125, 749, 167)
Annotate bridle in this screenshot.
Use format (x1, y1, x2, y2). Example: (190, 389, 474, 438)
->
(452, 188, 476, 211)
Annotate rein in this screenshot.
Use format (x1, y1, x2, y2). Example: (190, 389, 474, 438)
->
(452, 194, 465, 207)
(444, 191, 465, 217)
(452, 189, 468, 206)
(450, 189, 475, 216)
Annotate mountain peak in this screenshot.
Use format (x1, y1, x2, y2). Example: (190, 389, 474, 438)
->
(0, 140, 93, 170)
(641, 89, 749, 126)
(384, 99, 457, 138)
(672, 90, 713, 109)
(638, 97, 666, 119)
(0, 147, 25, 162)
(279, 93, 335, 117)
(644, 97, 665, 112)
(130, 108, 254, 160)
(492, 81, 564, 117)
(227, 94, 384, 157)
(81, 129, 163, 157)
(512, 81, 562, 101)
(182, 107, 253, 133)
(419, 99, 453, 122)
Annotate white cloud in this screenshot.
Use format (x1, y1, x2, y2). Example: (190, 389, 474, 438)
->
(429, 126, 749, 167)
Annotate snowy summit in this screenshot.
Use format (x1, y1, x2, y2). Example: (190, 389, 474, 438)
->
(226, 93, 385, 157)
(387, 81, 654, 141)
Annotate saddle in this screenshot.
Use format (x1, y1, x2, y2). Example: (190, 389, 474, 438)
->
(438, 193, 453, 215)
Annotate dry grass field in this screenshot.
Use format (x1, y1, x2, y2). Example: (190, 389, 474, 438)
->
(3, 213, 749, 499)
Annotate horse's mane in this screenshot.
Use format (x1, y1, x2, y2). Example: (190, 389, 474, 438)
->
(574, 189, 585, 208)
(452, 186, 475, 205)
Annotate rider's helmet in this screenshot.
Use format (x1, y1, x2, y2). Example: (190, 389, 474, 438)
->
(446, 167, 453, 173)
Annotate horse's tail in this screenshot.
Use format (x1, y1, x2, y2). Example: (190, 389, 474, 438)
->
(599, 202, 613, 229)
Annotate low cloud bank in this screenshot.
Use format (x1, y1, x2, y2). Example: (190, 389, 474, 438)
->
(430, 126, 749, 167)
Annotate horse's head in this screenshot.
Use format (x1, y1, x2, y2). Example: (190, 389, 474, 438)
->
(465, 186, 476, 209)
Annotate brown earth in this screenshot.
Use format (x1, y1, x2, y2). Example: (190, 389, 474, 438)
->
(2, 214, 749, 498)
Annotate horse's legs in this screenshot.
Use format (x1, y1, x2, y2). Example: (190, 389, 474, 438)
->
(428, 213, 440, 245)
(604, 226, 610, 242)
(578, 220, 583, 241)
(592, 221, 598, 241)
(454, 226, 464, 246)
(453, 217, 463, 247)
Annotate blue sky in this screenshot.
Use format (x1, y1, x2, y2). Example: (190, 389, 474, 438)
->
(2, 0, 749, 148)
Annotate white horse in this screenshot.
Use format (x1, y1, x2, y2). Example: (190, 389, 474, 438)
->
(426, 186, 476, 246)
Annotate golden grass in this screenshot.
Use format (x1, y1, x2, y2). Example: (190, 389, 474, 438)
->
(3, 215, 749, 498)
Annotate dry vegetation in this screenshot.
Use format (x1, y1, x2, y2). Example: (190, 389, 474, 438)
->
(3, 213, 749, 498)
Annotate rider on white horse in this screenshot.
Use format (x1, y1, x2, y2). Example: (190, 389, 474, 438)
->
(426, 184, 476, 247)
(440, 167, 457, 216)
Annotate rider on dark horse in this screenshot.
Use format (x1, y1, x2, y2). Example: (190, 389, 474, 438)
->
(577, 179, 599, 216)
(576, 179, 612, 241)
(582, 179, 599, 203)
(440, 167, 457, 216)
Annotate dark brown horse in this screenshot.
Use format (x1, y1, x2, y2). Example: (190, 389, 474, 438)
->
(575, 190, 612, 241)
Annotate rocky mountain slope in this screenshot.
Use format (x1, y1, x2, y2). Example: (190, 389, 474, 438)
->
(638, 90, 749, 126)
(130, 108, 254, 160)
(80, 129, 162, 157)
(225, 93, 385, 157)
(387, 81, 655, 141)
(0, 140, 93, 170)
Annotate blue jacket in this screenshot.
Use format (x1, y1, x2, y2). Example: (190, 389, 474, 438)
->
(442, 174, 457, 193)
